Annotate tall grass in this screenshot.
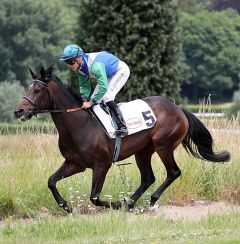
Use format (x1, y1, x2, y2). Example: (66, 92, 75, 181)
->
(0, 115, 239, 219)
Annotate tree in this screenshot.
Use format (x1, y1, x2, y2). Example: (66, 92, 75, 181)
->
(75, 0, 181, 101)
(0, 81, 25, 122)
(181, 10, 240, 101)
(179, 0, 211, 13)
(0, 0, 77, 87)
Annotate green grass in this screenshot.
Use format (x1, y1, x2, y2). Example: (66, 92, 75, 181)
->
(0, 122, 239, 219)
(0, 117, 239, 242)
(0, 212, 239, 243)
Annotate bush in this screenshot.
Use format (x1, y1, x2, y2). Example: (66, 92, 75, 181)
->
(0, 81, 25, 122)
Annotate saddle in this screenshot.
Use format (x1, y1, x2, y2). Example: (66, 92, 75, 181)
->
(91, 99, 157, 139)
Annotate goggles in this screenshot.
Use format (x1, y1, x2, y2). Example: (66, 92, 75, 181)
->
(64, 58, 76, 65)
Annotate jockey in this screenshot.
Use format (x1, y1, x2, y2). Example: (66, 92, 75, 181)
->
(60, 44, 130, 135)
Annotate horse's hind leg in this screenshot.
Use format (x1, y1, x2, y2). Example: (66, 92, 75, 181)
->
(126, 144, 155, 210)
(150, 150, 181, 206)
(48, 160, 85, 213)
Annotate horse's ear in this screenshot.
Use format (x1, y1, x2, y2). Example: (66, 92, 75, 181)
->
(45, 64, 55, 79)
(40, 66, 46, 79)
(29, 68, 38, 79)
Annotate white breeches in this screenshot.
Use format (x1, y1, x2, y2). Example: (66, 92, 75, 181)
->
(91, 61, 130, 103)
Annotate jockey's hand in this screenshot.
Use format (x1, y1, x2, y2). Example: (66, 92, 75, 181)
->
(82, 101, 92, 109)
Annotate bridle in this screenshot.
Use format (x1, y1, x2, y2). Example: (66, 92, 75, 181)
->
(23, 79, 84, 114)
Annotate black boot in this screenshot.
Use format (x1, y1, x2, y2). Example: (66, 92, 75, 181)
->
(106, 101, 128, 135)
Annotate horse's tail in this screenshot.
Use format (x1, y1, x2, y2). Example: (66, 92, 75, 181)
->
(181, 108, 230, 163)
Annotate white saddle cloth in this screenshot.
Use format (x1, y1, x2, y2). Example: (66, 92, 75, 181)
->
(92, 99, 157, 138)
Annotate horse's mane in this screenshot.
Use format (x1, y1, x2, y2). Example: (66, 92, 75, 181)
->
(45, 65, 83, 105)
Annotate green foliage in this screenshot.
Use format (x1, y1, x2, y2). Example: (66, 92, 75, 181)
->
(0, 0, 77, 86)
(179, 0, 211, 13)
(0, 194, 17, 219)
(181, 10, 240, 101)
(0, 81, 25, 122)
(75, 0, 181, 101)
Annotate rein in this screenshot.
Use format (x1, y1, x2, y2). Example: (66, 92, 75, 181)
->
(38, 107, 84, 114)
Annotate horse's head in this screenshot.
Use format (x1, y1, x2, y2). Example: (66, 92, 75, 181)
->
(14, 66, 53, 121)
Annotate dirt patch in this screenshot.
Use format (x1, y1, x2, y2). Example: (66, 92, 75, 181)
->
(151, 201, 240, 221)
(0, 201, 239, 227)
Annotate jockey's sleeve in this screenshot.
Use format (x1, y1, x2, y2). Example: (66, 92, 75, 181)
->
(90, 62, 108, 104)
(71, 77, 80, 91)
(76, 73, 91, 100)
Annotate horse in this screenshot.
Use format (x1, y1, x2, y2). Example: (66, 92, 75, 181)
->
(14, 65, 230, 213)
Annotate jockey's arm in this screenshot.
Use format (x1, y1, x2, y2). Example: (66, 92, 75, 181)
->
(76, 73, 91, 101)
(90, 62, 108, 105)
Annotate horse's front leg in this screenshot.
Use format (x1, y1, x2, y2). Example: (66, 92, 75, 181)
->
(90, 165, 122, 210)
(48, 160, 85, 213)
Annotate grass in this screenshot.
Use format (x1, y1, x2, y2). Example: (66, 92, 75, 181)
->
(182, 99, 233, 113)
(0, 119, 55, 135)
(0, 114, 239, 242)
(0, 211, 239, 243)
(0, 118, 239, 218)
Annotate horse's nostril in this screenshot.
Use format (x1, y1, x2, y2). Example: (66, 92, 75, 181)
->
(14, 109, 24, 117)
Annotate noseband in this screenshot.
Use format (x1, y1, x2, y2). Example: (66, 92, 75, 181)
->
(22, 79, 51, 114)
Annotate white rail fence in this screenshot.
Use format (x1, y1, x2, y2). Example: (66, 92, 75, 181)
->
(193, 112, 225, 118)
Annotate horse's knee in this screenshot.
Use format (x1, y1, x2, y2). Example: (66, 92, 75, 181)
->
(148, 176, 156, 185)
(48, 176, 56, 189)
(142, 175, 155, 188)
(168, 169, 181, 180)
(142, 179, 155, 189)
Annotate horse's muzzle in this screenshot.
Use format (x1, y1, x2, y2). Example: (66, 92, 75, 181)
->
(14, 108, 34, 121)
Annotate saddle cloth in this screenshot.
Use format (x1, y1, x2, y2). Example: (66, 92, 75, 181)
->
(92, 99, 157, 138)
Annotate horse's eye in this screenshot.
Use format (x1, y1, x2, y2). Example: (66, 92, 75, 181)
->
(34, 88, 41, 94)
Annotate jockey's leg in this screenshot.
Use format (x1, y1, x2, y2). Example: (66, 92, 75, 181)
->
(102, 61, 130, 135)
(102, 61, 130, 102)
(106, 100, 128, 134)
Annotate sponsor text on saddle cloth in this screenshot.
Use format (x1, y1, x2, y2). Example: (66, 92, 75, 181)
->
(93, 99, 157, 138)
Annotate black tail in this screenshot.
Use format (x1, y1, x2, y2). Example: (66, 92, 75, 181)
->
(181, 108, 230, 163)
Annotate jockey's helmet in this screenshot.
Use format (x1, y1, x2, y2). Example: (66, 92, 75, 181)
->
(60, 44, 83, 61)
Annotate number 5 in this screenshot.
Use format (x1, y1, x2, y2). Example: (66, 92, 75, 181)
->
(142, 110, 155, 127)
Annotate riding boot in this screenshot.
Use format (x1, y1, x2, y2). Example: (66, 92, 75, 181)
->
(106, 101, 128, 135)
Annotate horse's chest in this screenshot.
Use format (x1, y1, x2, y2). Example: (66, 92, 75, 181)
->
(58, 138, 77, 159)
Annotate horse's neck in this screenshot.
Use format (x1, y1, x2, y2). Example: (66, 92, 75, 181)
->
(49, 87, 86, 135)
(51, 87, 80, 110)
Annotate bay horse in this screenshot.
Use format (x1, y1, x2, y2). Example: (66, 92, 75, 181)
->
(14, 65, 230, 213)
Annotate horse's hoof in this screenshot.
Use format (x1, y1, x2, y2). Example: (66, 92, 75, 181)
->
(111, 201, 122, 210)
(124, 197, 135, 211)
(63, 206, 72, 214)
